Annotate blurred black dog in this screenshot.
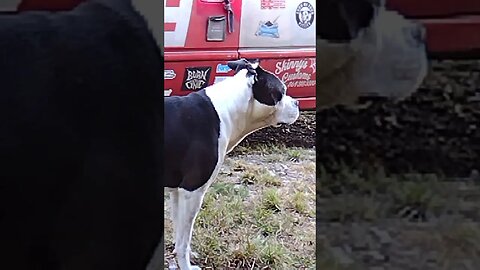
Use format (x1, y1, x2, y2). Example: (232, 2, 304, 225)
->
(0, 0, 164, 269)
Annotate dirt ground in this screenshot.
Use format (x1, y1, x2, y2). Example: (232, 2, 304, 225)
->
(316, 60, 480, 177)
(241, 111, 316, 148)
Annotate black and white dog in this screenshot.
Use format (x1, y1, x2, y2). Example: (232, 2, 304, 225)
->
(164, 59, 300, 270)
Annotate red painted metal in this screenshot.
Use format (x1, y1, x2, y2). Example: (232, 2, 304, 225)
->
(238, 49, 316, 59)
(182, 0, 242, 49)
(165, 0, 316, 110)
(164, 56, 316, 110)
(164, 23, 177, 32)
(387, 0, 480, 18)
(387, 0, 480, 55)
(17, 0, 83, 11)
(164, 60, 223, 97)
(297, 97, 316, 111)
(166, 0, 181, 7)
(245, 56, 316, 98)
(165, 50, 238, 62)
(421, 16, 480, 54)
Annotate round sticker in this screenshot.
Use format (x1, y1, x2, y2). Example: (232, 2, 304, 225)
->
(295, 2, 314, 29)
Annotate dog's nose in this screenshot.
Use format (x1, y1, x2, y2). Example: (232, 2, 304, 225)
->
(293, 99, 299, 107)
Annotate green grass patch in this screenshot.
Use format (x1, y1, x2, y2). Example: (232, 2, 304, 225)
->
(165, 145, 316, 269)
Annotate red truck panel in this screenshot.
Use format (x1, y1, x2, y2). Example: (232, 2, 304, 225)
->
(165, 0, 317, 110)
(422, 16, 480, 54)
(166, 0, 242, 50)
(239, 49, 316, 98)
(388, 0, 480, 55)
(18, 0, 83, 11)
(387, 0, 480, 18)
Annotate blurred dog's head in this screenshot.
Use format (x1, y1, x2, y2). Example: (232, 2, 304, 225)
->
(316, 0, 428, 109)
(317, 0, 380, 42)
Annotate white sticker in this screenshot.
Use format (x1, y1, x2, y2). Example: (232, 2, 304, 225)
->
(164, 70, 176, 80)
(214, 76, 231, 84)
(164, 89, 173, 96)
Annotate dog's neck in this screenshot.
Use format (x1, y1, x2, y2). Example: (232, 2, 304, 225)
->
(131, 0, 163, 55)
(205, 71, 274, 153)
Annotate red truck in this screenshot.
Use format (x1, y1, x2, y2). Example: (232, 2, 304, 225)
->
(164, 0, 317, 110)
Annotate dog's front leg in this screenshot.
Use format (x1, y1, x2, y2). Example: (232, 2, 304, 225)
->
(170, 189, 180, 251)
(176, 188, 207, 270)
(172, 189, 198, 259)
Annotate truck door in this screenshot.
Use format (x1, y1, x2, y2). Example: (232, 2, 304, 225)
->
(164, 0, 242, 97)
(238, 0, 316, 109)
(164, 0, 317, 110)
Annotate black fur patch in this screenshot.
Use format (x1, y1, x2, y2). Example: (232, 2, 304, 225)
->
(317, 0, 375, 42)
(252, 67, 285, 106)
(164, 89, 221, 191)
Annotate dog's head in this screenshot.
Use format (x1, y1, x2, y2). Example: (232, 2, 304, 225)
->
(227, 59, 300, 127)
(316, 0, 428, 109)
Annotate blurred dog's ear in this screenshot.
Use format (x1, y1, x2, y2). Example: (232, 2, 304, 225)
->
(227, 58, 259, 77)
(317, 0, 375, 42)
(248, 58, 260, 69)
(227, 59, 249, 71)
(227, 58, 260, 70)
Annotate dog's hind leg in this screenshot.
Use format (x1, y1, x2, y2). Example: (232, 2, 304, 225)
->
(175, 187, 208, 270)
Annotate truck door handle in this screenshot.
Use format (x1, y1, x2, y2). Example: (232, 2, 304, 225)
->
(223, 0, 234, 33)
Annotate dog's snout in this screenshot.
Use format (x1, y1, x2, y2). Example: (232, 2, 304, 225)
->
(293, 99, 299, 107)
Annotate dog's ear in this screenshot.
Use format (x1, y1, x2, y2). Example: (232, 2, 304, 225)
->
(249, 59, 260, 69)
(252, 68, 283, 106)
(227, 58, 260, 70)
(317, 0, 375, 42)
(227, 59, 248, 71)
(227, 58, 260, 77)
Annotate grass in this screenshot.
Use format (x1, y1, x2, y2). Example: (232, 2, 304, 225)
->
(164, 144, 316, 269)
(317, 163, 455, 222)
(317, 162, 480, 268)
